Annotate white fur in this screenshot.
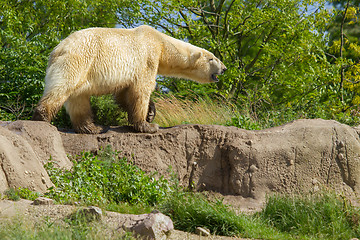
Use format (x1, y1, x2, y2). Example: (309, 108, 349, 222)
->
(34, 25, 227, 133)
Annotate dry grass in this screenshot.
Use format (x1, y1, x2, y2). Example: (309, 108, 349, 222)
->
(153, 95, 236, 127)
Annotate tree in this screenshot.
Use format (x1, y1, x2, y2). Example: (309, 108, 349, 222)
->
(0, 0, 120, 120)
(327, 0, 360, 116)
(118, 0, 338, 121)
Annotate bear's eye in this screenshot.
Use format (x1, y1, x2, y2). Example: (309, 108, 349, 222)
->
(209, 58, 214, 62)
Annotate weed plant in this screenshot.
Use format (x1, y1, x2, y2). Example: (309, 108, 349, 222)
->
(4, 187, 40, 201)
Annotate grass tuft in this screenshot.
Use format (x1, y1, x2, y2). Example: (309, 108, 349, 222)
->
(153, 94, 236, 127)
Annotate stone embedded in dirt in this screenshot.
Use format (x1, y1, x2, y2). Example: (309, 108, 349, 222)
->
(122, 212, 174, 240)
(73, 206, 103, 221)
(195, 227, 210, 236)
(33, 197, 54, 205)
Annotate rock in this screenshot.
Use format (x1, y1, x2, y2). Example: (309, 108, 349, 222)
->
(195, 227, 210, 236)
(72, 206, 102, 221)
(122, 212, 174, 240)
(33, 197, 54, 205)
(2, 120, 72, 169)
(0, 123, 54, 193)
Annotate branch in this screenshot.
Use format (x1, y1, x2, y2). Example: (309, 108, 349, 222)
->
(179, 9, 193, 37)
(142, 15, 175, 37)
(223, 0, 236, 39)
(214, 0, 226, 34)
(339, 0, 350, 102)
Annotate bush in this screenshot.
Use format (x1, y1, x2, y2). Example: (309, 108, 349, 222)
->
(45, 146, 173, 206)
(4, 187, 40, 201)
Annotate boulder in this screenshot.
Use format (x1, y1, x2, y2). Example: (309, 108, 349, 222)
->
(71, 206, 103, 221)
(122, 212, 174, 239)
(0, 123, 53, 192)
(33, 197, 54, 206)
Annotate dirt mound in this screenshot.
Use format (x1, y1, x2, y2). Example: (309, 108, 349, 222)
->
(1, 119, 360, 203)
(62, 119, 360, 201)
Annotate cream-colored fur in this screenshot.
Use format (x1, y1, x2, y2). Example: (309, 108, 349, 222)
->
(33, 25, 227, 133)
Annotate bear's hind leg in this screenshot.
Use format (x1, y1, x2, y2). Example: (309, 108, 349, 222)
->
(65, 95, 103, 134)
(33, 92, 69, 123)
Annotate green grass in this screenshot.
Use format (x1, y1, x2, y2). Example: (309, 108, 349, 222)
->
(0, 217, 135, 240)
(159, 192, 292, 239)
(259, 192, 360, 240)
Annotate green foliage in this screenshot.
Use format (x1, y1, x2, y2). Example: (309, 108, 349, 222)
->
(4, 187, 40, 201)
(45, 146, 173, 206)
(326, 0, 360, 118)
(91, 95, 128, 127)
(0, 0, 121, 120)
(260, 192, 360, 239)
(120, 0, 341, 121)
(227, 115, 262, 130)
(52, 95, 128, 130)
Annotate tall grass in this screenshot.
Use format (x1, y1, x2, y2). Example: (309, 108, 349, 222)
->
(159, 192, 292, 239)
(259, 192, 360, 239)
(153, 94, 237, 127)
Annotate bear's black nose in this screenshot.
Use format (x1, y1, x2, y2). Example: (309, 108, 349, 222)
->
(221, 67, 227, 74)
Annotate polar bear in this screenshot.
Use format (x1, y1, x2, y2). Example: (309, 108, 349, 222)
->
(32, 25, 227, 133)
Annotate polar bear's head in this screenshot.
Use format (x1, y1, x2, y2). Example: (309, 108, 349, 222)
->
(188, 49, 227, 84)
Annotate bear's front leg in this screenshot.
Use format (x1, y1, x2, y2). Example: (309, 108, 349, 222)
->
(134, 121, 159, 133)
(146, 100, 156, 123)
(127, 88, 159, 133)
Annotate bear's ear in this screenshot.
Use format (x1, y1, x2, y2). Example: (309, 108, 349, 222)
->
(190, 51, 202, 64)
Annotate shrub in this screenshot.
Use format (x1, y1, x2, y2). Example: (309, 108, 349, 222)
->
(45, 146, 173, 206)
(4, 187, 40, 201)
